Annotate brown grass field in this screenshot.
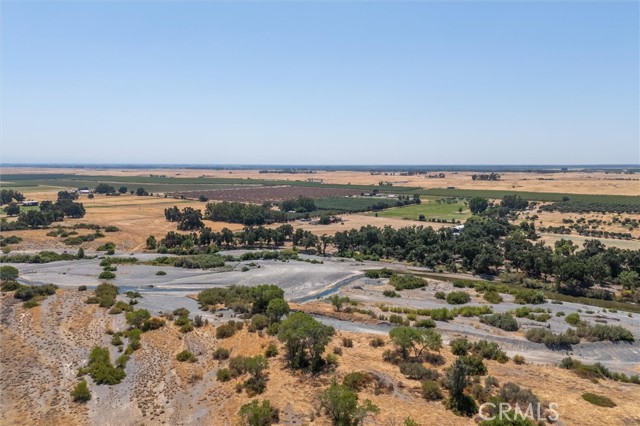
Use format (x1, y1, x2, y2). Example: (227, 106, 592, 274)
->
(3, 166, 639, 195)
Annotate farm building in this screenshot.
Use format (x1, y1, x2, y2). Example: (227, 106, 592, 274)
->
(20, 200, 39, 206)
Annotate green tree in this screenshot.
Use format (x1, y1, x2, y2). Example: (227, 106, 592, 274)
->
(125, 309, 151, 329)
(469, 197, 489, 214)
(266, 298, 290, 323)
(146, 235, 157, 250)
(278, 312, 335, 371)
(4, 202, 20, 216)
(320, 379, 379, 426)
(389, 327, 442, 360)
(618, 270, 639, 290)
(446, 358, 478, 417)
(118, 186, 128, 194)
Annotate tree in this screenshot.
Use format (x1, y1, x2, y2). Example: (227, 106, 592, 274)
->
(278, 312, 334, 371)
(118, 186, 128, 194)
(0, 265, 19, 282)
(618, 270, 639, 290)
(389, 327, 442, 360)
(177, 207, 204, 230)
(4, 202, 20, 216)
(320, 379, 379, 426)
(57, 191, 79, 201)
(266, 298, 290, 323)
(146, 236, 157, 250)
(77, 247, 85, 259)
(17, 209, 50, 228)
(135, 187, 149, 196)
(71, 380, 91, 402)
(469, 197, 489, 214)
(95, 183, 115, 194)
(239, 400, 278, 426)
(251, 285, 285, 315)
(446, 358, 478, 416)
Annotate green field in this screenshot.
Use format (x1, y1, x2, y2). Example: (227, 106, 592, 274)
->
(0, 173, 421, 194)
(374, 197, 471, 221)
(417, 188, 639, 204)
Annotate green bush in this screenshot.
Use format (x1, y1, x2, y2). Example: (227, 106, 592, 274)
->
(414, 319, 436, 328)
(565, 312, 581, 325)
(84, 346, 126, 385)
(265, 343, 278, 358)
(512, 354, 526, 365)
(450, 338, 470, 356)
(400, 362, 439, 381)
(155, 270, 167, 276)
(176, 350, 197, 363)
(383, 289, 399, 298)
(421, 379, 443, 401)
(479, 313, 519, 331)
(216, 323, 237, 339)
(446, 291, 471, 305)
(71, 380, 91, 402)
(99, 271, 116, 280)
(483, 291, 503, 304)
(576, 324, 635, 343)
(217, 368, 231, 382)
(525, 328, 580, 348)
(434, 291, 446, 300)
(239, 399, 279, 426)
(389, 274, 427, 290)
(213, 347, 231, 360)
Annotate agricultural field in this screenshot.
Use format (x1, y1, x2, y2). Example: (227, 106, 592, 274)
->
(169, 186, 362, 204)
(374, 197, 471, 222)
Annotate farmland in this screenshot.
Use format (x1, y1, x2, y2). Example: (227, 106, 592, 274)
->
(375, 197, 471, 222)
(169, 186, 362, 204)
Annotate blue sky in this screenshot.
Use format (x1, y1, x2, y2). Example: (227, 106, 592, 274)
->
(1, 1, 638, 165)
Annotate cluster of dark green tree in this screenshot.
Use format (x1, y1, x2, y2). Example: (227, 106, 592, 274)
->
(0, 190, 25, 205)
(164, 206, 204, 230)
(280, 196, 317, 213)
(4, 193, 86, 230)
(152, 224, 322, 254)
(95, 183, 149, 196)
(204, 201, 289, 225)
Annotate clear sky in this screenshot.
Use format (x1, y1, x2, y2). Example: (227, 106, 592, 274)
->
(1, 1, 638, 165)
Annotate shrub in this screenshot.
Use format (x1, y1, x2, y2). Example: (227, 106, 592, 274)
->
(343, 371, 369, 391)
(512, 354, 526, 365)
(265, 343, 278, 358)
(99, 271, 116, 280)
(565, 312, 581, 325)
(250, 314, 269, 332)
(155, 270, 167, 276)
(483, 291, 503, 304)
(342, 337, 354, 348)
(525, 328, 579, 349)
(514, 289, 545, 305)
(217, 368, 232, 382)
(71, 380, 91, 402)
(369, 337, 385, 348)
(479, 313, 519, 332)
(0, 265, 19, 282)
(389, 274, 427, 290)
(576, 324, 635, 343)
(434, 291, 446, 300)
(213, 347, 231, 360)
(216, 323, 237, 339)
(414, 319, 436, 328)
(582, 393, 616, 408)
(239, 399, 279, 426)
(421, 379, 443, 401)
(470, 340, 508, 363)
(78, 285, 87, 291)
(383, 289, 399, 298)
(84, 346, 126, 385)
(176, 350, 197, 363)
(446, 291, 471, 305)
(450, 338, 470, 356)
(429, 308, 454, 321)
(400, 362, 440, 381)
